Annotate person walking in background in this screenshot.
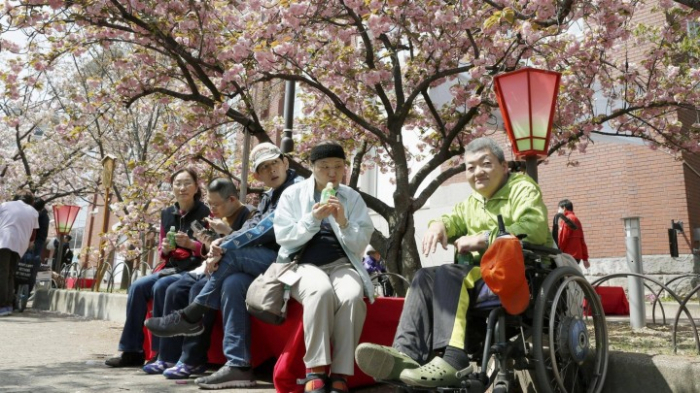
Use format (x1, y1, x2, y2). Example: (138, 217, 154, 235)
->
(50, 235, 73, 271)
(556, 199, 590, 269)
(22, 198, 49, 297)
(0, 190, 39, 317)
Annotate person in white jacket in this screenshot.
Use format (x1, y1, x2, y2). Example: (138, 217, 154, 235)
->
(274, 141, 375, 393)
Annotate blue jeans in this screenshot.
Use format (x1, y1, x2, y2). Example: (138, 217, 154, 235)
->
(158, 274, 216, 365)
(157, 273, 196, 363)
(179, 277, 216, 365)
(194, 246, 275, 309)
(220, 272, 255, 367)
(118, 272, 180, 353)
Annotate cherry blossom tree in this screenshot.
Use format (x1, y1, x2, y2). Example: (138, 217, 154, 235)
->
(2, 0, 699, 289)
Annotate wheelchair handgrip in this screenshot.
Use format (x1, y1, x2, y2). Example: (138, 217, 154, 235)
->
(522, 242, 561, 255)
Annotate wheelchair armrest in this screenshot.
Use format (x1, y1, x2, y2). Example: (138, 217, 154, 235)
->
(522, 242, 561, 256)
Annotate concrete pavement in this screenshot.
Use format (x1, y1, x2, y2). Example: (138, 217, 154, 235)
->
(0, 306, 391, 393)
(11, 290, 700, 392)
(0, 308, 276, 393)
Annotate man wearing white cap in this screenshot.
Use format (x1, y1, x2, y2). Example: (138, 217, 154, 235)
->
(146, 142, 303, 388)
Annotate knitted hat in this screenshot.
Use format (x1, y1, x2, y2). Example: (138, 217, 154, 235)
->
(310, 143, 346, 163)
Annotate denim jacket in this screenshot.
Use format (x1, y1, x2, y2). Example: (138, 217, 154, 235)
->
(273, 177, 375, 302)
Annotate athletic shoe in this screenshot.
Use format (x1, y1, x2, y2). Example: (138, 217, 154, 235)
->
(195, 366, 256, 389)
(163, 361, 208, 379)
(145, 311, 204, 337)
(143, 360, 174, 374)
(0, 306, 12, 317)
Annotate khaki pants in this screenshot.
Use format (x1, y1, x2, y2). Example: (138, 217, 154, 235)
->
(291, 263, 366, 375)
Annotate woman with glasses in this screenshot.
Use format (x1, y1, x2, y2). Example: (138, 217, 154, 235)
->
(274, 141, 375, 393)
(106, 167, 210, 369)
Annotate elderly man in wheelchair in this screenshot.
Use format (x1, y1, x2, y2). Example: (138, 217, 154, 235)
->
(355, 137, 608, 393)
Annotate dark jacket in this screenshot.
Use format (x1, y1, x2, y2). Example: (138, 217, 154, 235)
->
(36, 209, 49, 248)
(224, 169, 302, 251)
(159, 200, 211, 272)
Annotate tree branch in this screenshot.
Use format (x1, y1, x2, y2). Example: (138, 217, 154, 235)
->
(413, 163, 466, 210)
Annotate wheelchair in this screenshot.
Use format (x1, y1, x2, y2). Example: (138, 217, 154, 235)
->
(384, 242, 609, 393)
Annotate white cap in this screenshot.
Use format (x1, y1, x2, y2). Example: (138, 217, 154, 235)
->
(250, 143, 283, 171)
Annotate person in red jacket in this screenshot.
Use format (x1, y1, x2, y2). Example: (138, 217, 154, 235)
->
(556, 199, 590, 268)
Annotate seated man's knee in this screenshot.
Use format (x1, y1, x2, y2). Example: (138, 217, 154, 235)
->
(221, 274, 254, 299)
(411, 266, 436, 288)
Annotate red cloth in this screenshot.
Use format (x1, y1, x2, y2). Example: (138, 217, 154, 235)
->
(143, 297, 404, 392)
(65, 277, 95, 289)
(594, 286, 630, 316)
(557, 211, 589, 261)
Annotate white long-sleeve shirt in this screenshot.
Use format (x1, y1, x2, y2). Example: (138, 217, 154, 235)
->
(273, 177, 375, 302)
(0, 201, 39, 256)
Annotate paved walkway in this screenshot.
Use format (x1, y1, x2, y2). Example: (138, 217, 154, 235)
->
(0, 307, 390, 393)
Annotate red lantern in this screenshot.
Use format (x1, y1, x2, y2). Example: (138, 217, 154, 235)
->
(53, 205, 81, 236)
(494, 67, 561, 160)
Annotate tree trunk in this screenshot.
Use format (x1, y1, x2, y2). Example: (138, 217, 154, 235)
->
(382, 211, 422, 296)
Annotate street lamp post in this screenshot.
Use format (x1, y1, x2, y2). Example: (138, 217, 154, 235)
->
(493, 67, 561, 183)
(52, 205, 81, 273)
(281, 80, 296, 154)
(93, 155, 116, 292)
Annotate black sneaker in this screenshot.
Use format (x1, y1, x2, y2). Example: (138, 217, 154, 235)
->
(145, 311, 204, 337)
(105, 351, 145, 367)
(195, 366, 256, 389)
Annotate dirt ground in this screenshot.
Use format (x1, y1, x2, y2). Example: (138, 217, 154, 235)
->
(606, 319, 700, 356)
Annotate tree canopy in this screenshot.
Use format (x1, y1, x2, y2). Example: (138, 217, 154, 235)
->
(1, 0, 699, 284)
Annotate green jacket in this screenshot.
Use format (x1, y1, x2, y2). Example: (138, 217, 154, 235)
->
(430, 173, 554, 265)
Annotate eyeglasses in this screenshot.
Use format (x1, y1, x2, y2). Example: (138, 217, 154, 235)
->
(208, 197, 232, 209)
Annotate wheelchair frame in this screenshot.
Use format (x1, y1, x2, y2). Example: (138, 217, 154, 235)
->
(383, 243, 609, 393)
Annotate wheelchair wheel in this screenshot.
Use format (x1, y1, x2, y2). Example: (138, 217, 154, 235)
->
(15, 284, 29, 312)
(532, 266, 608, 393)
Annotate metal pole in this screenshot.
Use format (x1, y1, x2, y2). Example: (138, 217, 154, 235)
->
(281, 81, 295, 154)
(54, 234, 64, 273)
(239, 129, 251, 201)
(624, 217, 646, 329)
(525, 156, 538, 183)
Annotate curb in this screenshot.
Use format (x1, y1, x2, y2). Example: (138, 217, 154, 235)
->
(604, 351, 700, 393)
(33, 288, 128, 324)
(33, 289, 700, 392)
